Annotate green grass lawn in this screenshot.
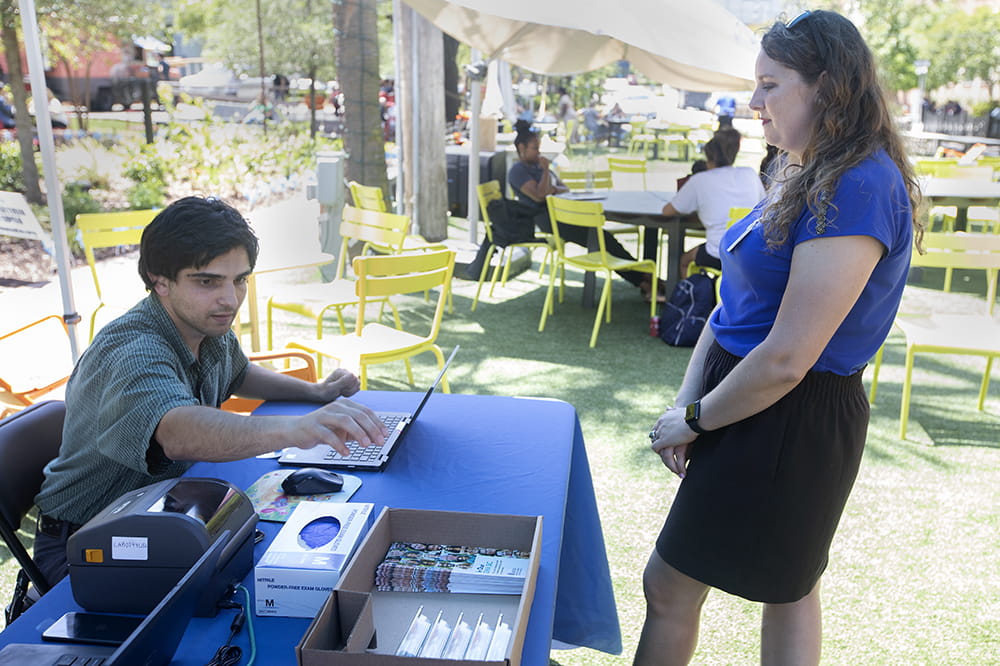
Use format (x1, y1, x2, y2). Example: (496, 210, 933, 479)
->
(2, 166, 998, 664)
(255, 244, 999, 665)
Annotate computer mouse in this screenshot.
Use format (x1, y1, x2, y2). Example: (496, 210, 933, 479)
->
(281, 468, 344, 495)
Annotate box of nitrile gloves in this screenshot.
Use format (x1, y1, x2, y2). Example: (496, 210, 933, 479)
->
(255, 501, 374, 618)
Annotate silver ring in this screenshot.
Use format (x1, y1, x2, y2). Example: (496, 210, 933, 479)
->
(648, 428, 658, 442)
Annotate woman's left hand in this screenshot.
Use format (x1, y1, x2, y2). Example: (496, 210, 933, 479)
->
(649, 407, 698, 478)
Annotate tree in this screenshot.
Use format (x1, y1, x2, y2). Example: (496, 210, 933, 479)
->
(39, 0, 161, 128)
(335, 0, 388, 194)
(193, 0, 338, 136)
(924, 6, 1000, 99)
(855, 0, 920, 93)
(0, 0, 42, 203)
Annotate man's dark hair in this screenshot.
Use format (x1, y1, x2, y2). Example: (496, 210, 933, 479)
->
(138, 196, 259, 290)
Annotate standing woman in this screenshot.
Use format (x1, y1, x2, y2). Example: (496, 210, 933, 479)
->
(636, 11, 922, 666)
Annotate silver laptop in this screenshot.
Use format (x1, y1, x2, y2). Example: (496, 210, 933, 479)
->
(0, 531, 227, 666)
(278, 346, 458, 471)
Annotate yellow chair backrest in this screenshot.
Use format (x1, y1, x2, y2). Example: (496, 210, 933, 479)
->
(351, 249, 455, 339)
(913, 232, 1000, 314)
(348, 181, 388, 212)
(476, 180, 503, 244)
(337, 205, 411, 278)
(75, 209, 158, 302)
(557, 170, 613, 192)
(607, 156, 647, 190)
(914, 159, 958, 177)
(607, 156, 647, 173)
(728, 207, 752, 228)
(545, 195, 608, 255)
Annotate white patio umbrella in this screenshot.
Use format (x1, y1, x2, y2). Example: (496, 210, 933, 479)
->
(404, 0, 759, 92)
(402, 0, 759, 237)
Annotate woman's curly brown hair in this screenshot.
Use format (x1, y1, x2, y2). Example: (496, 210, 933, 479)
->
(758, 11, 923, 251)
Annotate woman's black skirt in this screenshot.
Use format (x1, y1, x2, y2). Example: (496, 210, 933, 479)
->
(656, 341, 869, 603)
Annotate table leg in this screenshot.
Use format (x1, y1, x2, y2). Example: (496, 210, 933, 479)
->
(662, 219, 685, 297)
(582, 229, 599, 307)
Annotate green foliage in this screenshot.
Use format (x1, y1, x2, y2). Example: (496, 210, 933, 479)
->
(856, 0, 919, 92)
(924, 6, 1000, 93)
(126, 180, 166, 209)
(970, 100, 997, 118)
(0, 140, 25, 192)
(123, 145, 167, 185)
(61, 183, 101, 225)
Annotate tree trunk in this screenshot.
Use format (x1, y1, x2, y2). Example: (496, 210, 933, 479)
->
(397, 5, 447, 241)
(443, 35, 460, 125)
(1, 3, 43, 204)
(335, 0, 388, 196)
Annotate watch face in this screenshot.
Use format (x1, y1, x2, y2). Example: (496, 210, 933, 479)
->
(685, 401, 699, 422)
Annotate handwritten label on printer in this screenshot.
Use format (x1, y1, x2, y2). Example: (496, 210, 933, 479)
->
(111, 536, 149, 561)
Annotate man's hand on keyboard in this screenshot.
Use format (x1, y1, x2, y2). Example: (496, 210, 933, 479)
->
(298, 398, 388, 456)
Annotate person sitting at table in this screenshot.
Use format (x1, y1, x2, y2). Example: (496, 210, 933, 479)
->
(509, 120, 663, 301)
(32, 196, 388, 588)
(663, 129, 766, 278)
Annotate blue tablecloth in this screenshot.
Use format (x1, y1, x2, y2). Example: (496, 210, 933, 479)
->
(1, 392, 621, 663)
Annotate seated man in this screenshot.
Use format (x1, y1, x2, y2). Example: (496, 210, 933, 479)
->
(33, 196, 387, 587)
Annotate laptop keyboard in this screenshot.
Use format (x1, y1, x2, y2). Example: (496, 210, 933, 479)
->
(55, 657, 106, 665)
(322, 414, 405, 461)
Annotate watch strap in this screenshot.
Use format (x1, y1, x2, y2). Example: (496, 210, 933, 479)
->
(685, 400, 707, 435)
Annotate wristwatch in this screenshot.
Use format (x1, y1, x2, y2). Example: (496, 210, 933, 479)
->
(684, 400, 707, 435)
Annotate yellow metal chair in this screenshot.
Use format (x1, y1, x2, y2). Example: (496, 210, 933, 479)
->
(539, 195, 658, 347)
(0, 316, 73, 419)
(684, 207, 750, 301)
(558, 168, 643, 251)
(75, 209, 158, 340)
(220, 350, 318, 414)
(349, 179, 447, 251)
(348, 180, 452, 311)
(287, 249, 455, 391)
(607, 156, 648, 190)
(266, 204, 410, 348)
(626, 119, 665, 159)
(471, 180, 554, 311)
(869, 232, 1000, 439)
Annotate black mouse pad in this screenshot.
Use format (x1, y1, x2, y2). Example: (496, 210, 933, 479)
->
(245, 469, 362, 522)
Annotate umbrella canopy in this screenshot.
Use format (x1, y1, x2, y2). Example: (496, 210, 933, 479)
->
(403, 0, 759, 91)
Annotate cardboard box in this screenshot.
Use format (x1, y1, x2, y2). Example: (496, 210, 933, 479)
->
(296, 507, 542, 666)
(255, 501, 374, 618)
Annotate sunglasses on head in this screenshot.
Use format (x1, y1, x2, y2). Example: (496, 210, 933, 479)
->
(785, 10, 830, 66)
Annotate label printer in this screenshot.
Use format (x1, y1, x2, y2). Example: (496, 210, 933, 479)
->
(67, 477, 258, 616)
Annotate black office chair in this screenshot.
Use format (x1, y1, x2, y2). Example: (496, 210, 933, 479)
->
(0, 400, 65, 624)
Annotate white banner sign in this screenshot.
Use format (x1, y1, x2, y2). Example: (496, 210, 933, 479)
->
(0, 191, 52, 243)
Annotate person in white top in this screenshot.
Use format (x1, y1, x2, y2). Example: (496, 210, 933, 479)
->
(663, 129, 766, 278)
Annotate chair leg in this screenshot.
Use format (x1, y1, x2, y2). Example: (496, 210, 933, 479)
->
(471, 244, 496, 312)
(489, 248, 508, 297)
(589, 276, 612, 347)
(869, 344, 885, 403)
(943, 267, 953, 293)
(539, 264, 559, 332)
(978, 357, 994, 411)
(431, 346, 450, 394)
(404, 359, 414, 386)
(900, 344, 916, 440)
(499, 250, 515, 287)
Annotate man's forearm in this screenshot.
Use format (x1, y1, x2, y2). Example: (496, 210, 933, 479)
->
(156, 405, 306, 462)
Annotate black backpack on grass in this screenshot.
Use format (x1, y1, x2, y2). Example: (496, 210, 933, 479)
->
(659, 271, 717, 347)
